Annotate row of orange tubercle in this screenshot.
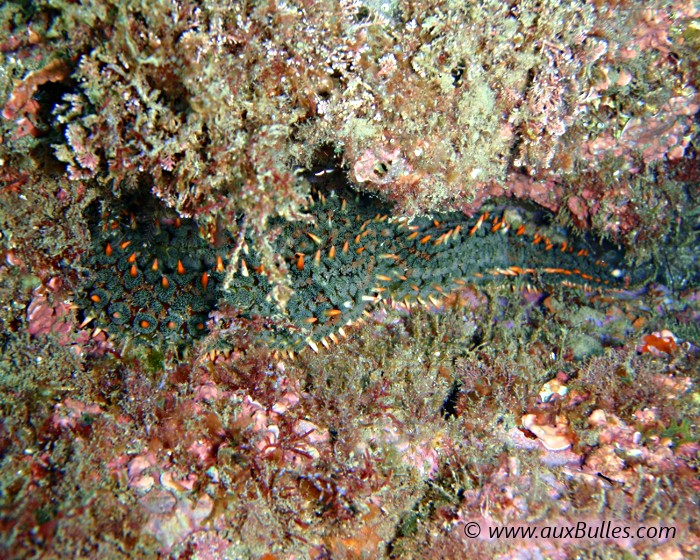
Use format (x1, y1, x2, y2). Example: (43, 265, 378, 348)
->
(80, 190, 628, 353)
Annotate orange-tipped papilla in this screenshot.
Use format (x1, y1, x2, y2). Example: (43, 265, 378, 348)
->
(177, 259, 186, 275)
(324, 309, 342, 317)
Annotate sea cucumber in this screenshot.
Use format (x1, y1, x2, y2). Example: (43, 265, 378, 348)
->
(79, 187, 634, 352)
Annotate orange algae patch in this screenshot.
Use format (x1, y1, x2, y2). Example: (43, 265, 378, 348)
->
(639, 330, 677, 356)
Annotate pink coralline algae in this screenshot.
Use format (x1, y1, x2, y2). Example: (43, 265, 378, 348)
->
(51, 398, 103, 431)
(118, 453, 214, 550)
(581, 96, 700, 166)
(583, 408, 685, 485)
(233, 392, 331, 469)
(141, 490, 214, 551)
(2, 59, 69, 138)
(27, 285, 74, 343)
(27, 280, 112, 357)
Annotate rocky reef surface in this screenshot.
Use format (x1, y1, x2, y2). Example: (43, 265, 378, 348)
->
(0, 1, 698, 558)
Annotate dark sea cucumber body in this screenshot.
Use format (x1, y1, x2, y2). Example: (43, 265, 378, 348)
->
(80, 189, 631, 350)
